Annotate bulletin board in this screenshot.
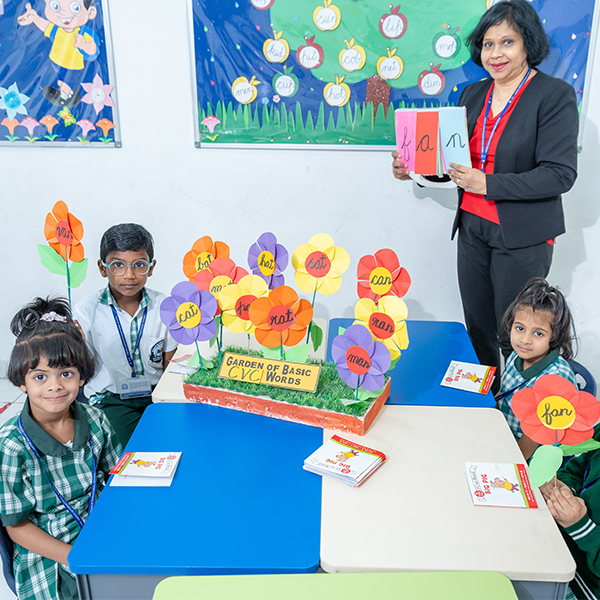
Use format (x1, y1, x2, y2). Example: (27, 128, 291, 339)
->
(189, 0, 597, 149)
(0, 0, 120, 147)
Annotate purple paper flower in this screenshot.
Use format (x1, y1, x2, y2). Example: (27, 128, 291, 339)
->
(248, 232, 288, 289)
(331, 324, 391, 391)
(160, 281, 217, 345)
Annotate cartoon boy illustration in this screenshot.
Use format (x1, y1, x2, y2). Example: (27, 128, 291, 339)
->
(336, 450, 358, 462)
(491, 476, 520, 493)
(132, 459, 156, 469)
(17, 0, 99, 107)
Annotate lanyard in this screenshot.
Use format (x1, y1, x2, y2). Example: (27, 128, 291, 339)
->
(581, 461, 600, 494)
(110, 305, 147, 378)
(495, 379, 528, 402)
(18, 415, 96, 529)
(480, 67, 532, 172)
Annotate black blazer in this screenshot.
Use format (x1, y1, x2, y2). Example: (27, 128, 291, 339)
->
(451, 70, 579, 249)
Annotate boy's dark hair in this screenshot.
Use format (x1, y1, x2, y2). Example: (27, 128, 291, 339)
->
(100, 223, 154, 262)
(466, 0, 550, 68)
(84, 0, 95, 9)
(7, 297, 96, 387)
(501, 277, 575, 361)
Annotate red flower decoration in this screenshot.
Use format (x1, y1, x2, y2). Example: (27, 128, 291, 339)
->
(193, 258, 248, 315)
(357, 248, 411, 302)
(512, 374, 600, 446)
(43, 201, 85, 262)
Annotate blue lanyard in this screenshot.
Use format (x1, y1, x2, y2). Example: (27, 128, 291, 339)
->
(480, 67, 532, 172)
(17, 415, 96, 529)
(495, 379, 528, 401)
(110, 305, 147, 378)
(581, 461, 600, 494)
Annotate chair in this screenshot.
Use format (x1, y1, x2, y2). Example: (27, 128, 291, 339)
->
(569, 360, 597, 397)
(0, 523, 15, 595)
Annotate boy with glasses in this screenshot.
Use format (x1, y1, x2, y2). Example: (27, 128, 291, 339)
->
(74, 224, 177, 445)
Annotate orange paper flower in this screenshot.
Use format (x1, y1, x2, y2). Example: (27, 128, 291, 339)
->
(249, 285, 313, 348)
(193, 257, 248, 315)
(183, 236, 230, 281)
(43, 201, 84, 262)
(357, 248, 411, 302)
(512, 374, 600, 446)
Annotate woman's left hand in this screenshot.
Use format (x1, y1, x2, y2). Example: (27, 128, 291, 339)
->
(448, 163, 487, 195)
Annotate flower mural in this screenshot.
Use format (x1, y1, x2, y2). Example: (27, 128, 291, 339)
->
(81, 74, 115, 114)
(0, 82, 29, 120)
(2, 117, 20, 140)
(357, 248, 411, 302)
(183, 236, 230, 281)
(43, 201, 85, 262)
(248, 231, 288, 289)
(219, 274, 269, 334)
(193, 257, 248, 315)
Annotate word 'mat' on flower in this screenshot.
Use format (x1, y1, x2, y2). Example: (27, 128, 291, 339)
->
(194, 257, 248, 315)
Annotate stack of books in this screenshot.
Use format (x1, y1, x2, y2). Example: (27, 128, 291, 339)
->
(303, 435, 386, 487)
(109, 451, 182, 487)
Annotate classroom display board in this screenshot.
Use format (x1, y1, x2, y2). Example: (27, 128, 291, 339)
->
(0, 0, 119, 146)
(189, 0, 597, 149)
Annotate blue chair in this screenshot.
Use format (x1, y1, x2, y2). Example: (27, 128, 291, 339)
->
(569, 360, 597, 397)
(0, 523, 15, 595)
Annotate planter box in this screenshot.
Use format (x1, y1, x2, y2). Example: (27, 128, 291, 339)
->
(182, 378, 391, 436)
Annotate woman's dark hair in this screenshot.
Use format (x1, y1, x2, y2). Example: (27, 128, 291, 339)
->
(466, 0, 550, 68)
(501, 278, 575, 360)
(7, 297, 96, 387)
(100, 223, 154, 262)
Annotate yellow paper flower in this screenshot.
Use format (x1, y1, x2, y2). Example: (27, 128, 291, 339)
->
(292, 233, 350, 295)
(218, 274, 269, 334)
(353, 296, 409, 361)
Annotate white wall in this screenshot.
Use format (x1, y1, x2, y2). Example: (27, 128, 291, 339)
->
(1, 0, 599, 383)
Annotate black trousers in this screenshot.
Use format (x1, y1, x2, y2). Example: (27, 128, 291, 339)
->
(457, 212, 553, 379)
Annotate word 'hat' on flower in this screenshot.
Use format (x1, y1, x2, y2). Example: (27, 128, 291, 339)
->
(357, 248, 411, 302)
(194, 257, 248, 315)
(512, 374, 600, 446)
(219, 274, 269, 334)
(183, 236, 230, 282)
(160, 281, 218, 345)
(292, 233, 350, 295)
(248, 232, 288, 289)
(332, 324, 391, 391)
(44, 201, 84, 262)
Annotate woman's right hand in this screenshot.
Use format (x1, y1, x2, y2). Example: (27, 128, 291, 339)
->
(391, 151, 411, 181)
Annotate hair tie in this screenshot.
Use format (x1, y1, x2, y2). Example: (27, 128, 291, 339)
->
(40, 311, 67, 323)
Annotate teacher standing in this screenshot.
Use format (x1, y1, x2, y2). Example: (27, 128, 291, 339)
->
(392, 0, 578, 375)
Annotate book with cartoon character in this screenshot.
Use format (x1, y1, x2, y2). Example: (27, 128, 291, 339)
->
(109, 452, 182, 487)
(441, 360, 496, 394)
(465, 462, 538, 508)
(303, 435, 386, 487)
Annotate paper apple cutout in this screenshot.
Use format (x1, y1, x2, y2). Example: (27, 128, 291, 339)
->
(376, 48, 404, 81)
(433, 26, 461, 59)
(338, 37, 366, 73)
(379, 5, 407, 39)
(324, 75, 350, 107)
(313, 0, 341, 32)
(250, 0, 275, 9)
(272, 66, 299, 98)
(231, 75, 261, 104)
(263, 30, 290, 64)
(297, 35, 324, 69)
(418, 64, 445, 96)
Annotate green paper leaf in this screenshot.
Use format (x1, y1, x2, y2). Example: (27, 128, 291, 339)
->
(340, 396, 368, 407)
(357, 385, 385, 401)
(261, 346, 282, 360)
(310, 320, 323, 352)
(186, 352, 214, 371)
(388, 355, 400, 372)
(68, 258, 88, 288)
(284, 343, 310, 364)
(337, 326, 346, 336)
(561, 440, 600, 456)
(38, 244, 67, 276)
(528, 445, 564, 489)
(209, 316, 221, 348)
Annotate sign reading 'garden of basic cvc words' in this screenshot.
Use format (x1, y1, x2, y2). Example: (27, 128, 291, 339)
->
(218, 352, 321, 393)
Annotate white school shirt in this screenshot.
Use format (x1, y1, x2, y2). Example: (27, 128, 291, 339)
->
(73, 287, 177, 398)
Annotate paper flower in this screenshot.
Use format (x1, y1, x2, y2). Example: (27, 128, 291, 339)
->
(97, 118, 114, 137)
(512, 374, 600, 446)
(193, 257, 249, 315)
(201, 115, 221, 133)
(1, 117, 19, 135)
(292, 233, 350, 295)
(40, 115, 59, 134)
(81, 74, 115, 114)
(357, 248, 411, 302)
(160, 281, 218, 345)
(0, 83, 29, 120)
(353, 296, 409, 361)
(331, 324, 391, 391)
(183, 236, 230, 282)
(44, 201, 85, 262)
(77, 119, 96, 138)
(219, 274, 269, 334)
(248, 232, 288, 289)
(20, 116, 39, 136)
(249, 285, 313, 348)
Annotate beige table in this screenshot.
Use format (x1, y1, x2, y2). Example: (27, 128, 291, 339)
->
(320, 405, 576, 600)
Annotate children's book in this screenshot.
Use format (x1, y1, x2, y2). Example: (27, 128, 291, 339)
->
(441, 360, 496, 394)
(465, 462, 538, 508)
(303, 435, 386, 487)
(109, 452, 182, 487)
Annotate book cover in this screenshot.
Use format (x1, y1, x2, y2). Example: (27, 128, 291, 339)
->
(441, 360, 496, 394)
(110, 452, 182, 478)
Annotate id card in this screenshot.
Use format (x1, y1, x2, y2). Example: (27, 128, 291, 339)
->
(118, 376, 152, 399)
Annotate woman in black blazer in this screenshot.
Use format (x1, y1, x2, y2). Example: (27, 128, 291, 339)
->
(392, 0, 578, 378)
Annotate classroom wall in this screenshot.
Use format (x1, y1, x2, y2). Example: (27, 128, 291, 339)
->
(1, 0, 599, 384)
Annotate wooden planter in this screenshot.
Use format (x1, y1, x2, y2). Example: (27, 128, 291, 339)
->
(182, 378, 391, 436)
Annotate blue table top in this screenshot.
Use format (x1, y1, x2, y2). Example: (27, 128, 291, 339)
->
(327, 319, 495, 408)
(69, 403, 322, 575)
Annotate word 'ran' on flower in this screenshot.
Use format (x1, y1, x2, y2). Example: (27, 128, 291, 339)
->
(248, 231, 288, 290)
(357, 248, 411, 302)
(512, 374, 600, 446)
(81, 74, 115, 115)
(353, 296, 409, 361)
(292, 233, 350, 295)
(44, 201, 85, 262)
(183, 236, 230, 282)
(160, 281, 217, 345)
(248, 285, 313, 348)
(0, 82, 29, 120)
(194, 257, 248, 315)
(332, 324, 391, 391)
(219, 274, 269, 335)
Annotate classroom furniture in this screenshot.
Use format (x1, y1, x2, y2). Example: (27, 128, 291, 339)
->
(319, 404, 576, 600)
(327, 319, 496, 408)
(0, 523, 15, 595)
(68, 403, 322, 600)
(569, 360, 597, 397)
(152, 571, 520, 600)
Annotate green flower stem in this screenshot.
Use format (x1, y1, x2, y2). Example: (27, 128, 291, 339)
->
(65, 247, 72, 309)
(305, 288, 318, 343)
(195, 341, 205, 377)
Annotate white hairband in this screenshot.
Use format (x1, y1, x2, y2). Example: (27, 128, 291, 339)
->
(40, 311, 67, 323)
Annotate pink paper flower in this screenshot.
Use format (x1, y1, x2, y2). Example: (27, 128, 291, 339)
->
(77, 119, 96, 137)
(81, 74, 115, 114)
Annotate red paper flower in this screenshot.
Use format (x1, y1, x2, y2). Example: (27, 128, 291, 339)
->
(512, 374, 600, 446)
(357, 248, 411, 302)
(43, 201, 85, 262)
(193, 257, 248, 315)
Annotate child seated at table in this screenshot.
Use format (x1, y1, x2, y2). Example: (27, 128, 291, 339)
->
(0, 297, 122, 600)
(73, 223, 177, 446)
(496, 277, 577, 460)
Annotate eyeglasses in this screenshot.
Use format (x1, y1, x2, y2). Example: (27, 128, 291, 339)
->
(101, 259, 154, 276)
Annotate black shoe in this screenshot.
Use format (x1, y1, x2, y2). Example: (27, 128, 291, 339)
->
(42, 85, 63, 106)
(62, 87, 80, 108)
